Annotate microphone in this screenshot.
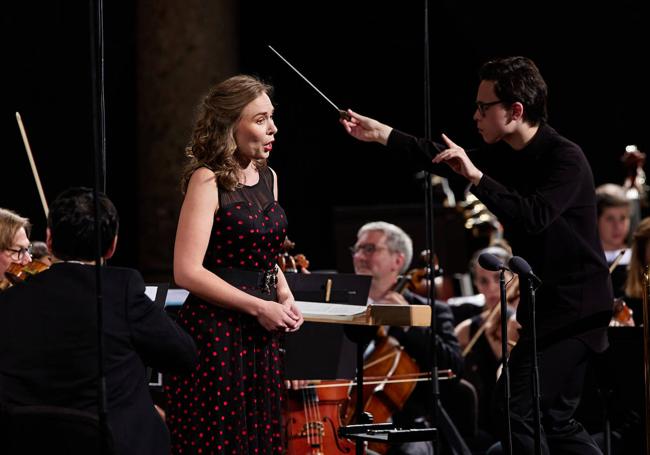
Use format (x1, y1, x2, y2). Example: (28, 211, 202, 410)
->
(478, 252, 509, 272)
(508, 256, 542, 286)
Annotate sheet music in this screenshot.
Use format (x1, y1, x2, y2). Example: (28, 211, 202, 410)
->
(145, 286, 158, 301)
(295, 301, 367, 319)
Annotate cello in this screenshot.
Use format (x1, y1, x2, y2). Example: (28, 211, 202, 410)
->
(284, 380, 356, 454)
(342, 327, 421, 455)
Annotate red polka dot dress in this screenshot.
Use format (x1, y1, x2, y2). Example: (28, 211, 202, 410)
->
(166, 167, 288, 454)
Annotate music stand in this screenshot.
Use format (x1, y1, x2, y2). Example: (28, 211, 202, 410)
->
(144, 283, 170, 310)
(284, 273, 370, 380)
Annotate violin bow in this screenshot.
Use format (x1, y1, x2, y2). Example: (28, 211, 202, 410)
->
(608, 249, 627, 274)
(299, 370, 456, 390)
(15, 112, 49, 218)
(461, 276, 519, 357)
(461, 302, 501, 357)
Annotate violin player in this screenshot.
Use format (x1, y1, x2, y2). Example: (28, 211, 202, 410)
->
(0, 187, 198, 455)
(352, 221, 464, 455)
(454, 244, 519, 449)
(0, 207, 32, 285)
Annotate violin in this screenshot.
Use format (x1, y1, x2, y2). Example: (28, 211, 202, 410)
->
(278, 236, 310, 273)
(343, 329, 423, 455)
(4, 260, 49, 285)
(611, 298, 635, 327)
(394, 250, 454, 300)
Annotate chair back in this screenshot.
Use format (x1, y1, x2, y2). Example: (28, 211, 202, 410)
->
(0, 404, 114, 455)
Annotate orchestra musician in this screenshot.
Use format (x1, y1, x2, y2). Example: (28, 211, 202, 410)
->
(0, 208, 32, 283)
(340, 56, 612, 454)
(454, 244, 519, 447)
(352, 221, 463, 455)
(622, 217, 650, 326)
(595, 184, 632, 297)
(29, 240, 53, 267)
(0, 187, 198, 455)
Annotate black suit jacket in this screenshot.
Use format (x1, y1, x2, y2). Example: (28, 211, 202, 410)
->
(388, 124, 613, 351)
(0, 263, 197, 455)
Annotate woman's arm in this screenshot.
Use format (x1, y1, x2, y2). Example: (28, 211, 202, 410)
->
(270, 166, 304, 330)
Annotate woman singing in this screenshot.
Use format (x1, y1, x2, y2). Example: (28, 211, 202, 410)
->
(165, 75, 303, 454)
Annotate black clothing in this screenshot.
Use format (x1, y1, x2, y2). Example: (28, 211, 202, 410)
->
(387, 123, 612, 454)
(165, 166, 289, 454)
(465, 314, 500, 434)
(0, 263, 198, 455)
(386, 291, 466, 455)
(494, 338, 602, 455)
(388, 290, 463, 427)
(388, 124, 612, 350)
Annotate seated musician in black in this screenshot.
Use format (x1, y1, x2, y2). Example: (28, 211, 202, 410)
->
(0, 187, 198, 455)
(454, 244, 519, 450)
(622, 217, 650, 324)
(352, 221, 464, 455)
(595, 184, 632, 299)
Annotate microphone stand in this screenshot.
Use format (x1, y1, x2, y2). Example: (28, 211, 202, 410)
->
(528, 277, 542, 455)
(499, 269, 513, 455)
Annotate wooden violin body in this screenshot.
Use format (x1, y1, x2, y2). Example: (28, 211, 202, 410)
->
(5, 260, 49, 284)
(278, 236, 310, 273)
(1, 260, 50, 290)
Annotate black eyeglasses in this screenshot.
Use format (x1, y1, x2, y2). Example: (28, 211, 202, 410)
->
(5, 244, 32, 261)
(349, 244, 389, 255)
(475, 100, 503, 116)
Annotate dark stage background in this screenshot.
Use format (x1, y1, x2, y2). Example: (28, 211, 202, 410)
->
(2, 1, 647, 279)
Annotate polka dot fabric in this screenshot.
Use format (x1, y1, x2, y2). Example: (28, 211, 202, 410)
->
(166, 168, 288, 454)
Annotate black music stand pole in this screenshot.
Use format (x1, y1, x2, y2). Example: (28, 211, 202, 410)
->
(529, 278, 542, 455)
(423, 2, 440, 451)
(499, 269, 513, 455)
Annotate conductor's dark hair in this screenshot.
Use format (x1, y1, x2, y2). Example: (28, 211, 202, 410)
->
(47, 187, 119, 261)
(479, 56, 548, 125)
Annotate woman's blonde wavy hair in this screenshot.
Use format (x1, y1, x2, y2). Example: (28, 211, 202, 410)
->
(181, 75, 272, 193)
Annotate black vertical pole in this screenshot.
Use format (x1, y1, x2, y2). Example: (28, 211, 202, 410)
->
(499, 270, 513, 454)
(88, 0, 108, 452)
(530, 280, 542, 455)
(423, 1, 440, 453)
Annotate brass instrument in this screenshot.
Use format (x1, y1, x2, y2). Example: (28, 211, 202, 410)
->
(643, 266, 650, 454)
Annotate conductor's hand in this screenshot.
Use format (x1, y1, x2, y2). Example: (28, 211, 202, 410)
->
(432, 134, 483, 186)
(257, 299, 302, 333)
(339, 109, 393, 145)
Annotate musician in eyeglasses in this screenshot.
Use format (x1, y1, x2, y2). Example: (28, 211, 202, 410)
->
(0, 208, 32, 284)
